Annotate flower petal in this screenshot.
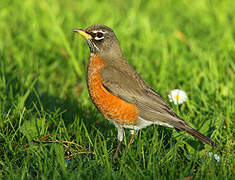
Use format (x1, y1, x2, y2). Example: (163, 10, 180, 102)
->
(168, 89, 187, 105)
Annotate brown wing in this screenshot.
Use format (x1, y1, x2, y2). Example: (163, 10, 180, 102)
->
(100, 64, 183, 125)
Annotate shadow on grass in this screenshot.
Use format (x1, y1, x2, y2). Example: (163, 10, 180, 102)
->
(26, 89, 114, 135)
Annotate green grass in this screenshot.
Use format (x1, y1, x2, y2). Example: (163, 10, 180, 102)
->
(0, 0, 234, 179)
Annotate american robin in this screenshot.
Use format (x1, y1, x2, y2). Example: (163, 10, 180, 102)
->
(73, 24, 216, 157)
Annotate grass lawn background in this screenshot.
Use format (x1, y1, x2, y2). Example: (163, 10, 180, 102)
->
(0, 0, 234, 179)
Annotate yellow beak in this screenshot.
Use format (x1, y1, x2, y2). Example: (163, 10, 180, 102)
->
(73, 29, 92, 40)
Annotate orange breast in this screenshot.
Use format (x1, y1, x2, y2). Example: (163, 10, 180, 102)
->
(87, 55, 138, 124)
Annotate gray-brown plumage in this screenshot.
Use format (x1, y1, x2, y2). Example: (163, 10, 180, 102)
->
(73, 24, 216, 157)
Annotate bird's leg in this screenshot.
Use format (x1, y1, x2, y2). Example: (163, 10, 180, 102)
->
(113, 141, 122, 159)
(125, 130, 135, 154)
(127, 130, 135, 148)
(113, 122, 125, 159)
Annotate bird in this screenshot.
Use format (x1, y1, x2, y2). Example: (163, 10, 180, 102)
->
(73, 24, 216, 157)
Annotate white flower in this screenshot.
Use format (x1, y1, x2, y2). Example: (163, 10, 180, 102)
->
(209, 152, 220, 162)
(168, 89, 187, 105)
(214, 154, 220, 162)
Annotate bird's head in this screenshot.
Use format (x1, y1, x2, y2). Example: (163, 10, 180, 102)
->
(73, 24, 123, 61)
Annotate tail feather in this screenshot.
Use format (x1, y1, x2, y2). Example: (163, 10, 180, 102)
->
(170, 118, 217, 148)
(184, 127, 217, 148)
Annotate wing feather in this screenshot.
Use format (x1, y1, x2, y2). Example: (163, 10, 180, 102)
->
(100, 65, 180, 124)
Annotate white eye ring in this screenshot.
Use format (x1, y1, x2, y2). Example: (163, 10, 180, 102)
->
(92, 30, 107, 41)
(94, 36, 104, 40)
(92, 30, 107, 34)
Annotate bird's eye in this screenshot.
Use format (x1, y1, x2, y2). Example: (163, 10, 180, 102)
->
(92, 30, 105, 40)
(96, 32, 103, 38)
